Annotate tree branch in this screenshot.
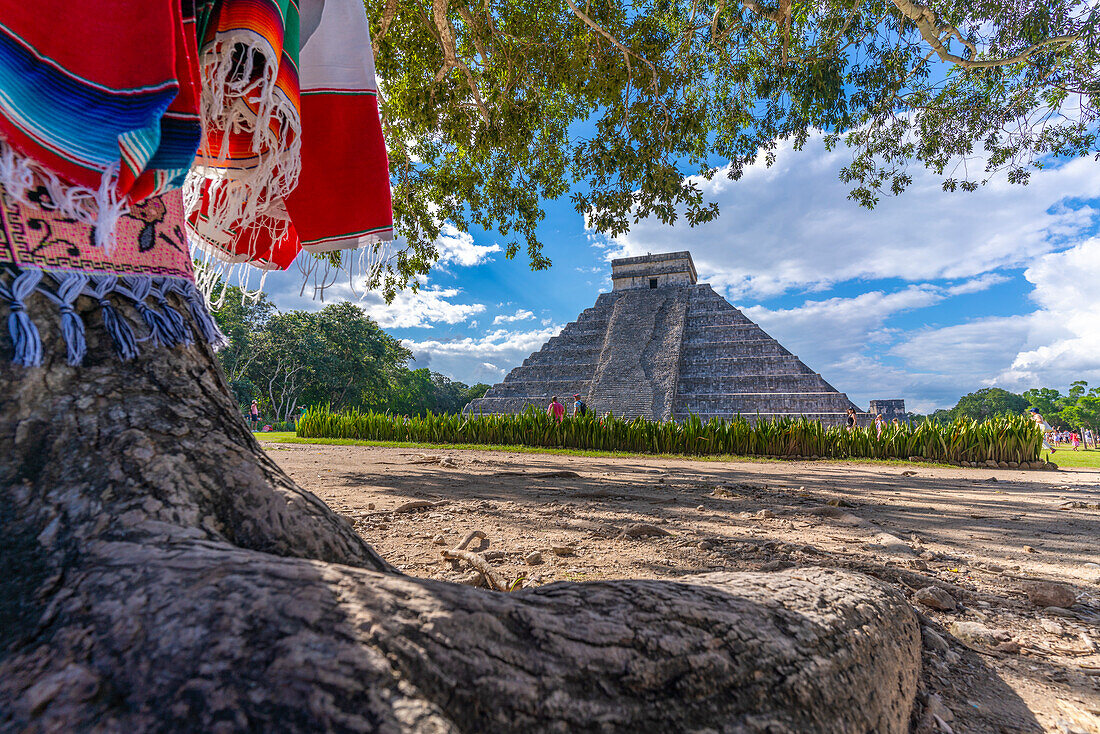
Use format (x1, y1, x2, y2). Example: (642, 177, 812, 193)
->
(889, 0, 1081, 69)
(431, 0, 491, 124)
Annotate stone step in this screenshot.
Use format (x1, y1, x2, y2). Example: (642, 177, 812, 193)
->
(680, 341, 792, 358)
(489, 379, 594, 396)
(677, 374, 837, 393)
(505, 365, 598, 382)
(684, 312, 756, 327)
(674, 393, 857, 414)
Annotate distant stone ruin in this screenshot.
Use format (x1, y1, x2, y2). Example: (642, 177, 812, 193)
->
(466, 251, 878, 425)
(869, 399, 907, 422)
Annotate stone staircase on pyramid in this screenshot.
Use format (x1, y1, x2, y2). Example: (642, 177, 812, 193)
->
(465, 251, 868, 424)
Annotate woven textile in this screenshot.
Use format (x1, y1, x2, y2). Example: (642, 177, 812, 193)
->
(0, 1, 202, 246)
(188, 0, 393, 270)
(0, 0, 393, 366)
(0, 180, 225, 366)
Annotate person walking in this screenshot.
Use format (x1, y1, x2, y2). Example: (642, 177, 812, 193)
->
(1028, 408, 1054, 455)
(1071, 431, 1080, 451)
(874, 413, 885, 436)
(572, 394, 588, 417)
(249, 400, 260, 431)
(845, 408, 857, 430)
(547, 396, 565, 423)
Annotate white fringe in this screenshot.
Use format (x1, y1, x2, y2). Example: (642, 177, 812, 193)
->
(0, 139, 128, 253)
(191, 243, 270, 309)
(185, 31, 303, 263)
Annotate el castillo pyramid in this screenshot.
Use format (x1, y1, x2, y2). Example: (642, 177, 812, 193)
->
(465, 251, 869, 424)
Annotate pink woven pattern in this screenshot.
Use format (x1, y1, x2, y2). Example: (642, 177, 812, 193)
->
(0, 187, 194, 281)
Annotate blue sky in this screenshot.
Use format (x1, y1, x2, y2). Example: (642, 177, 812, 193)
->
(264, 132, 1100, 414)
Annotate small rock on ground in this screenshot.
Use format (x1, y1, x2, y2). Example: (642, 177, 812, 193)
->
(1025, 581, 1076, 608)
(926, 693, 954, 723)
(922, 627, 950, 653)
(618, 523, 673, 538)
(525, 551, 543, 565)
(949, 621, 1008, 647)
(914, 586, 957, 611)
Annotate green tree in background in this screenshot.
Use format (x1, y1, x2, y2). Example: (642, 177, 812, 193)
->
(950, 388, 1030, 421)
(211, 286, 276, 407)
(1022, 387, 1063, 417)
(915, 385, 1100, 432)
(310, 302, 411, 412)
(211, 294, 487, 421)
(1022, 383, 1100, 430)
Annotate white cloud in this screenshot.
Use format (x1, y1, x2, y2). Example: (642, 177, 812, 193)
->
(872, 240, 1100, 406)
(739, 263, 1099, 413)
(435, 223, 501, 267)
(403, 325, 562, 385)
(741, 285, 947, 409)
(359, 285, 485, 329)
(995, 238, 1100, 387)
(944, 273, 1011, 296)
(744, 284, 944, 367)
(492, 309, 534, 325)
(602, 133, 1099, 300)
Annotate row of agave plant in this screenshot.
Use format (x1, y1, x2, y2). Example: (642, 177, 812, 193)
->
(296, 407, 1043, 464)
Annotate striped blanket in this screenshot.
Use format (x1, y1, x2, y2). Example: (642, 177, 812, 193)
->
(188, 0, 394, 269)
(0, 1, 202, 247)
(0, 0, 393, 366)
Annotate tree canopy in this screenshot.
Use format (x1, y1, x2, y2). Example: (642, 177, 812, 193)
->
(212, 288, 489, 422)
(923, 383, 1100, 429)
(367, 0, 1098, 294)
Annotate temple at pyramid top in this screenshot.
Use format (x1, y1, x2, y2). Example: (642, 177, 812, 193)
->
(465, 250, 886, 425)
(612, 251, 697, 290)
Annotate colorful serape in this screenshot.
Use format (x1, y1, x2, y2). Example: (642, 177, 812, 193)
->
(187, 0, 393, 269)
(0, 0, 393, 367)
(0, 1, 202, 248)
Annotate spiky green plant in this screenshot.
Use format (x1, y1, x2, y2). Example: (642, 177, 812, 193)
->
(295, 407, 1042, 463)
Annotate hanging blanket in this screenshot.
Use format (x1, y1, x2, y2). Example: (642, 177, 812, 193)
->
(0, 0, 393, 367)
(0, 1, 202, 248)
(187, 0, 393, 269)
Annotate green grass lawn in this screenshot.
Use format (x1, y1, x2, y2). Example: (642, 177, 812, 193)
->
(1041, 447, 1100, 469)
(255, 432, 960, 468)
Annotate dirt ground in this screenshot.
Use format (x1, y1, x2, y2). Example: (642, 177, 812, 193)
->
(264, 442, 1100, 733)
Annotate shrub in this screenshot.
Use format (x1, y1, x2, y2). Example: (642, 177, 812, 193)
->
(296, 407, 1041, 463)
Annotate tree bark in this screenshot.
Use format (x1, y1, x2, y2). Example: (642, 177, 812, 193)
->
(1, 295, 921, 732)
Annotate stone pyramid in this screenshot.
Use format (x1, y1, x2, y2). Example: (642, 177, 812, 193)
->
(465, 251, 863, 424)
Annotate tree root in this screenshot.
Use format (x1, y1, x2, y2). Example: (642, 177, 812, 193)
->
(442, 549, 510, 591)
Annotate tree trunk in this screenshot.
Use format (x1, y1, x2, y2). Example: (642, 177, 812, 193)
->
(1, 295, 922, 732)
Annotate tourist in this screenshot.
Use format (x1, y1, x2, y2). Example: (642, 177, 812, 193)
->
(1028, 408, 1054, 454)
(249, 400, 260, 431)
(891, 418, 901, 428)
(845, 408, 857, 430)
(573, 394, 588, 417)
(1071, 431, 1080, 451)
(1086, 428, 1094, 449)
(874, 413, 885, 436)
(548, 396, 565, 423)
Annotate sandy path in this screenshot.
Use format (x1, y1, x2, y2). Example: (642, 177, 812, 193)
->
(265, 442, 1100, 733)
